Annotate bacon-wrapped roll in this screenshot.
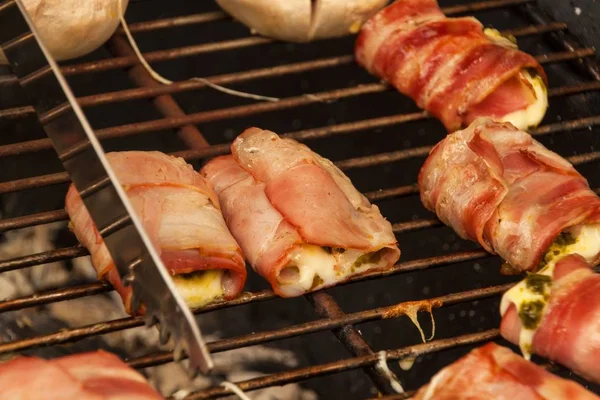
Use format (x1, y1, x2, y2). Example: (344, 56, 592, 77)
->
(202, 128, 400, 297)
(501, 254, 600, 384)
(410, 342, 599, 400)
(0, 350, 163, 399)
(66, 151, 246, 313)
(355, 0, 548, 132)
(419, 118, 600, 273)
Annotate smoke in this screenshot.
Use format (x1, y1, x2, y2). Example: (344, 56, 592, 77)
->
(0, 223, 317, 399)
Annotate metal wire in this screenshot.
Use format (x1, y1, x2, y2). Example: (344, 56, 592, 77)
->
(0, 281, 507, 359)
(0, 21, 569, 122)
(0, 47, 596, 158)
(183, 329, 501, 399)
(0, 0, 599, 397)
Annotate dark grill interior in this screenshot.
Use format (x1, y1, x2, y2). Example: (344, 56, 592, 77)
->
(1, 0, 600, 398)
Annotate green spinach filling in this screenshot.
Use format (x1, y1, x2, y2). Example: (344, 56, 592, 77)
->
(519, 300, 546, 329)
(524, 273, 551, 297)
(353, 249, 384, 270)
(538, 231, 576, 270)
(517, 231, 577, 330)
(310, 275, 324, 291)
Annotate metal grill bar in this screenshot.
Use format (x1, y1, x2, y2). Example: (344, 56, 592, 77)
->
(0, 22, 568, 121)
(115, 0, 543, 36)
(1, 70, 598, 160)
(0, 112, 597, 277)
(306, 291, 402, 395)
(183, 329, 501, 399)
(0, 250, 491, 357)
(0, 282, 508, 359)
(1, 112, 598, 197)
(117, 11, 228, 34)
(57, 0, 536, 77)
(1, 151, 598, 274)
(519, 3, 600, 80)
(0, 182, 415, 233)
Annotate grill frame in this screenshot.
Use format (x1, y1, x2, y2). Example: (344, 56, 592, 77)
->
(1, 0, 600, 398)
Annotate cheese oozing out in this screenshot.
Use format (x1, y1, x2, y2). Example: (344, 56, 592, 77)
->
(172, 269, 224, 309)
(483, 28, 548, 131)
(500, 223, 600, 359)
(497, 71, 548, 131)
(276, 244, 390, 297)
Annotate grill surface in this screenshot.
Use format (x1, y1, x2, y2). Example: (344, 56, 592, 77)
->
(1, 0, 600, 398)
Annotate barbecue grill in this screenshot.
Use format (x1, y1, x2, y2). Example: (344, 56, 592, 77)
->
(1, 0, 600, 398)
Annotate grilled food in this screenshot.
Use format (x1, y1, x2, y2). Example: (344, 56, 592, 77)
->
(0, 350, 164, 399)
(65, 151, 246, 314)
(410, 342, 599, 400)
(501, 254, 600, 383)
(202, 128, 400, 297)
(13, 0, 128, 61)
(355, 0, 548, 132)
(216, 0, 387, 42)
(419, 118, 600, 274)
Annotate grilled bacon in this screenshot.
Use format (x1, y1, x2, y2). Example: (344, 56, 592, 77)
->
(355, 0, 548, 132)
(202, 128, 400, 297)
(0, 350, 163, 399)
(501, 254, 600, 385)
(65, 151, 246, 314)
(418, 118, 600, 273)
(411, 342, 599, 400)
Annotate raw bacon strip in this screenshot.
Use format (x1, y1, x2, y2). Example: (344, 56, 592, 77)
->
(355, 0, 547, 132)
(65, 151, 246, 313)
(410, 342, 599, 400)
(0, 350, 163, 399)
(202, 128, 400, 297)
(419, 118, 600, 272)
(501, 254, 600, 384)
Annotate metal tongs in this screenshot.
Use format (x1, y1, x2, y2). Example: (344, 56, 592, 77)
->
(0, 0, 214, 375)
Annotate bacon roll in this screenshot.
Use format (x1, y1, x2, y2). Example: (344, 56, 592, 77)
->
(410, 342, 599, 400)
(419, 118, 600, 273)
(355, 0, 548, 132)
(66, 151, 246, 313)
(0, 350, 163, 399)
(202, 128, 400, 297)
(501, 254, 600, 384)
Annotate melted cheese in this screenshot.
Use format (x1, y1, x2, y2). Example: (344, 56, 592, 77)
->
(497, 71, 548, 131)
(277, 245, 389, 297)
(567, 223, 600, 260)
(172, 270, 224, 309)
(399, 357, 416, 371)
(484, 28, 518, 49)
(501, 223, 600, 359)
(278, 245, 337, 297)
(483, 29, 548, 130)
(375, 351, 405, 393)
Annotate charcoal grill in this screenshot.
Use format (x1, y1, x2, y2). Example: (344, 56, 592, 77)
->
(0, 0, 600, 398)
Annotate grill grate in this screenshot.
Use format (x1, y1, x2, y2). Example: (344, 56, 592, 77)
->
(1, 0, 599, 398)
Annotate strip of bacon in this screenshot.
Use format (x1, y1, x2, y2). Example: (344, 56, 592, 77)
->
(202, 128, 400, 297)
(65, 151, 246, 314)
(501, 254, 600, 384)
(419, 118, 600, 273)
(0, 350, 163, 399)
(355, 0, 547, 132)
(411, 342, 599, 400)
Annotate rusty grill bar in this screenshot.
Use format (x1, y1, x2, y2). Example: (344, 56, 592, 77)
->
(0, 0, 599, 398)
